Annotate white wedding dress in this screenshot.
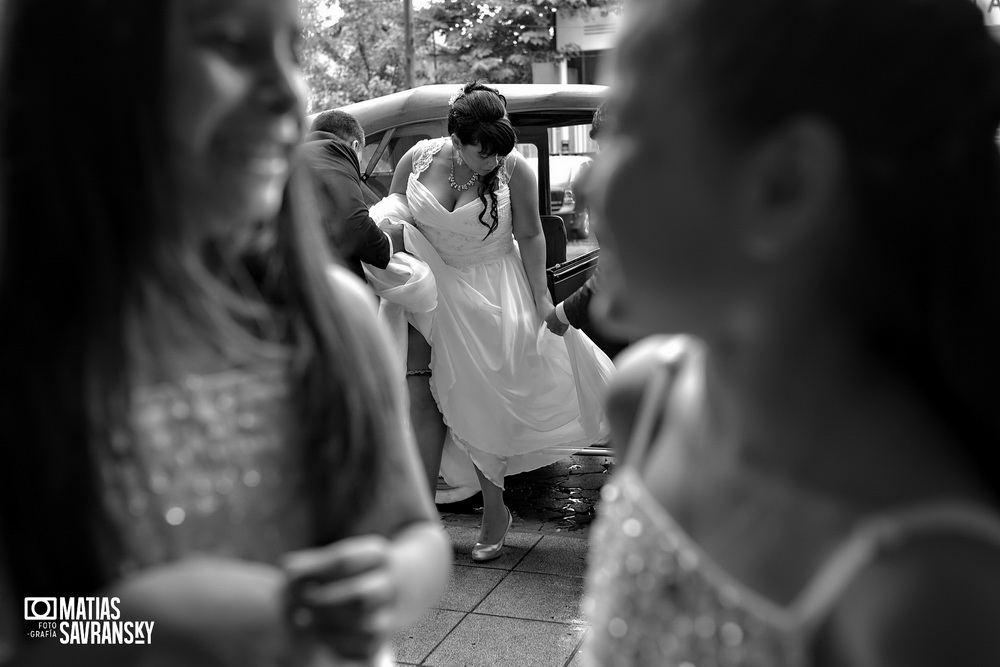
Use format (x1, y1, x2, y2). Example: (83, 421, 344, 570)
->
(373, 137, 613, 490)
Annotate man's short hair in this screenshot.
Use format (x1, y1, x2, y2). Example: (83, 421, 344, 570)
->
(311, 110, 365, 146)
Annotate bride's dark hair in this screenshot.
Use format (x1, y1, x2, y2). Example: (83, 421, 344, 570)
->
(447, 80, 517, 238)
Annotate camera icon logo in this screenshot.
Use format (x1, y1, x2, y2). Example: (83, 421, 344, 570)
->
(24, 598, 57, 621)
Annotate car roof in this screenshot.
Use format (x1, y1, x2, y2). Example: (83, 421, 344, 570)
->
(327, 84, 607, 135)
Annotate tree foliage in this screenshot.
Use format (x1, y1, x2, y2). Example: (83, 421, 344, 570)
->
(300, 0, 410, 112)
(419, 0, 614, 85)
(299, 0, 619, 112)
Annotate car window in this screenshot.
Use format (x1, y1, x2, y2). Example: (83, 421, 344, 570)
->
(516, 142, 538, 161)
(548, 123, 598, 160)
(549, 156, 591, 187)
(546, 123, 599, 246)
(361, 142, 393, 174)
(362, 121, 445, 199)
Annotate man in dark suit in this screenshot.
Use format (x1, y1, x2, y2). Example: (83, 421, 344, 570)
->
(298, 111, 446, 498)
(544, 102, 629, 358)
(296, 110, 403, 279)
(546, 102, 607, 335)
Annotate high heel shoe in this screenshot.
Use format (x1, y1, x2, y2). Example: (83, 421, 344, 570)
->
(472, 507, 512, 562)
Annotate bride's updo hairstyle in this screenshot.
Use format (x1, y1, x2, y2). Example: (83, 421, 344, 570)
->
(448, 80, 517, 237)
(656, 0, 1000, 499)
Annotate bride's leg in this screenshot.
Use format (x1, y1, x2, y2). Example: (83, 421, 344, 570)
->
(408, 374, 446, 495)
(473, 464, 509, 544)
(406, 325, 446, 496)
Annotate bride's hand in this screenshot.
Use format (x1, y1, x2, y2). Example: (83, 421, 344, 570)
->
(535, 297, 556, 329)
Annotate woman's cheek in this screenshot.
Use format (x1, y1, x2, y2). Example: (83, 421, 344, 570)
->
(601, 151, 652, 244)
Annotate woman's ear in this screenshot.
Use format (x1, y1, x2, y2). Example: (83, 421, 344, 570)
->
(740, 118, 845, 261)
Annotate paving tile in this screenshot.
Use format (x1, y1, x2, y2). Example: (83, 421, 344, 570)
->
(392, 608, 466, 665)
(437, 564, 506, 612)
(514, 534, 590, 578)
(566, 631, 590, 667)
(423, 614, 586, 667)
(475, 571, 587, 624)
(445, 523, 543, 571)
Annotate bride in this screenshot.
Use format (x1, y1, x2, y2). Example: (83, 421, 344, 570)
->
(371, 81, 614, 561)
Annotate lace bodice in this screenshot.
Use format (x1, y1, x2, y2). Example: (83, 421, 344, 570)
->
(406, 138, 516, 269)
(96, 363, 312, 575)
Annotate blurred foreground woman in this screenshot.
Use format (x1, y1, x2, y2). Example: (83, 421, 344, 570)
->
(583, 0, 1000, 665)
(0, 0, 450, 665)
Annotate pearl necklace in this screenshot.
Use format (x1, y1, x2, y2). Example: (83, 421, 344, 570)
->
(449, 155, 479, 191)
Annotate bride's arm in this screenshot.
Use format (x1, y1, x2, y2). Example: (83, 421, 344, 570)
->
(508, 152, 555, 323)
(369, 147, 419, 251)
(388, 147, 417, 197)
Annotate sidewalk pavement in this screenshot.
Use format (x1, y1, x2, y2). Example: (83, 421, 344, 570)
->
(391, 453, 614, 666)
(392, 522, 590, 667)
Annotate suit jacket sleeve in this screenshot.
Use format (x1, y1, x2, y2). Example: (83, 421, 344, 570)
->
(562, 268, 600, 329)
(308, 147, 391, 270)
(328, 174, 391, 270)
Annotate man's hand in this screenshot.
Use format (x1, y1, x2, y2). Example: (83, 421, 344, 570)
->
(378, 219, 405, 254)
(545, 309, 569, 336)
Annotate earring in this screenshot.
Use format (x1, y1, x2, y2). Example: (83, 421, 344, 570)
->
(453, 143, 464, 166)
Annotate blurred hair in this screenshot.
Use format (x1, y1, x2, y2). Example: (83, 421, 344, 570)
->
(0, 0, 394, 600)
(653, 0, 1000, 500)
(311, 109, 365, 146)
(447, 80, 517, 237)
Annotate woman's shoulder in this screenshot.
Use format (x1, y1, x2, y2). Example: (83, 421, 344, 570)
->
(608, 335, 699, 402)
(410, 138, 448, 175)
(606, 335, 701, 458)
(418, 137, 449, 149)
(501, 148, 530, 185)
(411, 137, 448, 153)
(326, 263, 378, 319)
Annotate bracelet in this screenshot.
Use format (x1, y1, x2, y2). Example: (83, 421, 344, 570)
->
(406, 369, 432, 377)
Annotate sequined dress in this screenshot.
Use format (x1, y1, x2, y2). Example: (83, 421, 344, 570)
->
(399, 138, 614, 489)
(582, 336, 1000, 666)
(93, 358, 399, 666)
(95, 362, 313, 576)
